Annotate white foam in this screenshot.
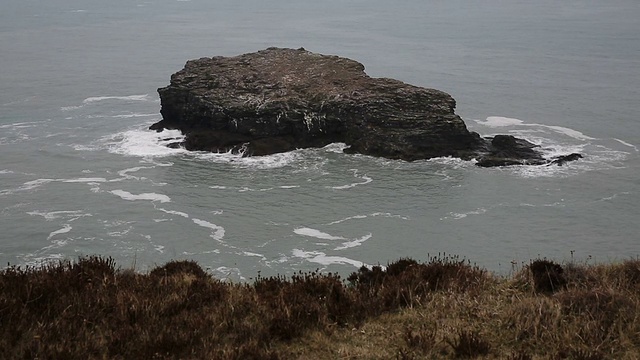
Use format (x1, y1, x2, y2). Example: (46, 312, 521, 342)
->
(197, 150, 302, 170)
(331, 175, 372, 189)
(238, 186, 274, 192)
(507, 129, 544, 134)
(115, 166, 151, 181)
(469, 116, 634, 178)
(508, 164, 571, 178)
(370, 212, 411, 220)
(214, 267, 244, 281)
(614, 138, 639, 152)
(595, 192, 630, 202)
(330, 169, 373, 190)
(510, 143, 629, 178)
(9, 134, 31, 143)
(334, 233, 372, 250)
(182, 249, 220, 256)
(474, 116, 595, 140)
(107, 227, 132, 237)
(103, 219, 134, 228)
(106, 133, 315, 169)
(542, 125, 595, 141)
(27, 210, 91, 221)
(443, 208, 487, 220)
(291, 249, 366, 268)
(1, 179, 55, 195)
(44, 132, 66, 139)
(0, 121, 43, 130)
(104, 129, 186, 157)
(537, 142, 586, 159)
(82, 94, 151, 104)
(148, 160, 174, 167)
(322, 142, 348, 153)
(60, 106, 83, 111)
(294, 227, 373, 250)
(22, 178, 55, 189)
(111, 113, 158, 118)
(72, 144, 101, 151)
(325, 215, 367, 225)
(21, 253, 66, 267)
(242, 251, 266, 260)
(61, 95, 154, 112)
(294, 227, 344, 240)
(426, 156, 476, 168)
(62, 177, 107, 183)
(157, 208, 189, 218)
(47, 224, 72, 240)
(238, 185, 300, 192)
(476, 116, 524, 127)
(110, 189, 171, 203)
(326, 212, 409, 225)
(112, 166, 166, 186)
(192, 218, 225, 241)
(0, 170, 14, 174)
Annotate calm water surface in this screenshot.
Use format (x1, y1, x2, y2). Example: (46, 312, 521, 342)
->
(1, 0, 638, 279)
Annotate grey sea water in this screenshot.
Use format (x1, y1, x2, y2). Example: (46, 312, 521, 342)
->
(1, 0, 639, 280)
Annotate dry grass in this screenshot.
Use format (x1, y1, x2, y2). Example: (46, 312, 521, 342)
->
(1, 256, 639, 359)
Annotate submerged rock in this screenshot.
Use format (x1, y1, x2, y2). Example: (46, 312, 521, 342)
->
(548, 153, 583, 166)
(150, 47, 578, 167)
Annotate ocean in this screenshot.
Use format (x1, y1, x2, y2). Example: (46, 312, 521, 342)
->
(1, 0, 638, 280)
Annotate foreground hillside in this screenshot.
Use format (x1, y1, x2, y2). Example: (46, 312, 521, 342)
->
(1, 255, 639, 359)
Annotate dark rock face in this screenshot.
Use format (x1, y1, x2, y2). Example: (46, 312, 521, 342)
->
(151, 47, 579, 167)
(549, 153, 583, 166)
(475, 135, 546, 167)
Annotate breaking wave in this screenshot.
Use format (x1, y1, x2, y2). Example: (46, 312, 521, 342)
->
(471, 116, 633, 178)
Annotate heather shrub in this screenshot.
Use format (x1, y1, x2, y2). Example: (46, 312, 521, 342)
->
(254, 270, 359, 339)
(149, 259, 208, 280)
(1, 255, 639, 359)
(447, 330, 491, 358)
(404, 324, 437, 352)
(348, 256, 487, 311)
(529, 259, 566, 293)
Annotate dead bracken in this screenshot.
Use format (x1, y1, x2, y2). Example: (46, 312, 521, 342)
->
(1, 255, 639, 359)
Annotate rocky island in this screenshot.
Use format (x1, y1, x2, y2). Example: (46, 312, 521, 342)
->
(150, 47, 579, 167)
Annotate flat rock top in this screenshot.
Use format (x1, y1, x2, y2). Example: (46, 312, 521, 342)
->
(169, 47, 454, 109)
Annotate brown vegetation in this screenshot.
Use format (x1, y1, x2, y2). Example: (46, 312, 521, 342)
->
(1, 255, 639, 359)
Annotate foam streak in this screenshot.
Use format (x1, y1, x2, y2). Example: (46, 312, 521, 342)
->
(110, 190, 171, 203)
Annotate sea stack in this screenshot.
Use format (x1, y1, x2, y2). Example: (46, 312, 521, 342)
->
(150, 47, 575, 167)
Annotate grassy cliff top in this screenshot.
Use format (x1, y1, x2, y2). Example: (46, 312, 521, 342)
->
(1, 255, 639, 359)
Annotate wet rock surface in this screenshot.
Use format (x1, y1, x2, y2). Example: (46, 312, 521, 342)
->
(151, 48, 580, 167)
